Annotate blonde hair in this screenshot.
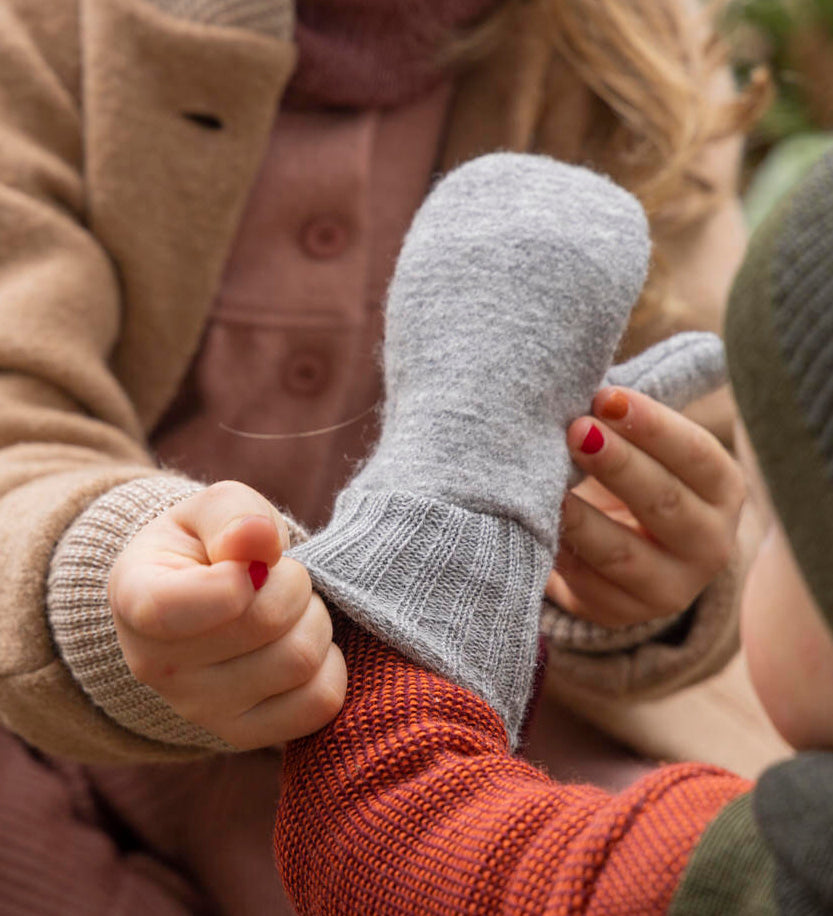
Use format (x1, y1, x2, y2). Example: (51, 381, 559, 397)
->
(448, 0, 770, 339)
(541, 0, 767, 216)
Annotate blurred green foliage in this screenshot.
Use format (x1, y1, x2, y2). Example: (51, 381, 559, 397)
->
(724, 0, 833, 142)
(723, 0, 833, 222)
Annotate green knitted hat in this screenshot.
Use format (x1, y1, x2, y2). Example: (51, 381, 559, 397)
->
(726, 148, 833, 630)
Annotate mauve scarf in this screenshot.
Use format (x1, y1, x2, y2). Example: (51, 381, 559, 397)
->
(285, 0, 503, 108)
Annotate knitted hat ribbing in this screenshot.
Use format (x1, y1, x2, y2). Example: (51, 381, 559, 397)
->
(726, 148, 833, 630)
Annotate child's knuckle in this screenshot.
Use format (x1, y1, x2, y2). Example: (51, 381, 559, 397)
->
(725, 467, 747, 516)
(218, 576, 249, 621)
(598, 543, 636, 576)
(126, 588, 166, 636)
(253, 602, 286, 641)
(310, 655, 347, 722)
(204, 479, 242, 503)
(705, 529, 734, 573)
(687, 429, 714, 467)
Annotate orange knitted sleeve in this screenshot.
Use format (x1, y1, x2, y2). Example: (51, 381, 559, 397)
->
(276, 617, 750, 915)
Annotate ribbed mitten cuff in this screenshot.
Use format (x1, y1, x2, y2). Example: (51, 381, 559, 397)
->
(47, 476, 233, 751)
(288, 489, 552, 747)
(140, 0, 295, 40)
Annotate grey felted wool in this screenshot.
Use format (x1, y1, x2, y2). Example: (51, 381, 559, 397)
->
(289, 153, 726, 745)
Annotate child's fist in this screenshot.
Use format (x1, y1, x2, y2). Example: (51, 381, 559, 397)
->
(107, 481, 347, 749)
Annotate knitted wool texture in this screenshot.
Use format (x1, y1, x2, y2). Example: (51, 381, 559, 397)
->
(726, 148, 833, 631)
(289, 152, 726, 746)
(277, 617, 749, 916)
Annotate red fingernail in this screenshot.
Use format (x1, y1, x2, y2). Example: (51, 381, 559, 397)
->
(599, 389, 629, 421)
(580, 425, 605, 454)
(248, 560, 268, 591)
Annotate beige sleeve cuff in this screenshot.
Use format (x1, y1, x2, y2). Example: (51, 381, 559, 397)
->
(139, 0, 295, 41)
(47, 476, 310, 751)
(540, 600, 686, 655)
(46, 476, 236, 751)
(542, 551, 742, 703)
(542, 495, 765, 703)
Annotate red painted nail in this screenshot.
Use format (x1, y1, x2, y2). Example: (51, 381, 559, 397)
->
(599, 389, 629, 421)
(248, 560, 268, 591)
(580, 424, 604, 454)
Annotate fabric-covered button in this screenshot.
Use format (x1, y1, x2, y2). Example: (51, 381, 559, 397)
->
(301, 216, 350, 259)
(283, 351, 330, 396)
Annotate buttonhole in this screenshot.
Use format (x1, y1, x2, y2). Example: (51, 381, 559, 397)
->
(182, 111, 224, 130)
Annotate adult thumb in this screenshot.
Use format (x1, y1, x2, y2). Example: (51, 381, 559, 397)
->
(174, 481, 288, 566)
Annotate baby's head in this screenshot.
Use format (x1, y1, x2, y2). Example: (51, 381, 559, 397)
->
(726, 149, 833, 750)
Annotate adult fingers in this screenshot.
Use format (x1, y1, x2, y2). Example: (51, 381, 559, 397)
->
(222, 644, 347, 750)
(546, 556, 674, 628)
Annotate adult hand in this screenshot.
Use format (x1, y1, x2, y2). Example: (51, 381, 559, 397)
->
(108, 481, 347, 749)
(547, 388, 745, 627)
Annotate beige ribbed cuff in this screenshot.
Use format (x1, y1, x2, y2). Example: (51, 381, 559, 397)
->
(46, 475, 307, 751)
(46, 476, 233, 750)
(543, 548, 743, 701)
(540, 599, 682, 654)
(47, 476, 310, 751)
(140, 0, 295, 41)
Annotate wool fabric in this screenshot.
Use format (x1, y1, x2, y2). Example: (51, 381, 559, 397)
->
(290, 152, 728, 745)
(726, 148, 833, 631)
(277, 617, 749, 915)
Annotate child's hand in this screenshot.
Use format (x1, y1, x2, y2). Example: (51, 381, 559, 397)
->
(547, 388, 745, 627)
(108, 481, 347, 749)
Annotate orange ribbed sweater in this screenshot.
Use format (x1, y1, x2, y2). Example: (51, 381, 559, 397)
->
(276, 617, 750, 914)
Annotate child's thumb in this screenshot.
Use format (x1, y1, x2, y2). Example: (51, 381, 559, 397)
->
(176, 481, 288, 566)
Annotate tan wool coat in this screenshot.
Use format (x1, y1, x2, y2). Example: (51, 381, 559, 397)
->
(0, 0, 783, 767)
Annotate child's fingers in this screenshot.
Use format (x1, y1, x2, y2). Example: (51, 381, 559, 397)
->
(566, 419, 733, 567)
(591, 387, 745, 510)
(222, 644, 347, 750)
(171, 480, 287, 565)
(555, 493, 706, 619)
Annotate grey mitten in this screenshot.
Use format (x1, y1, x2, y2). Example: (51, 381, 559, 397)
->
(289, 153, 725, 745)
